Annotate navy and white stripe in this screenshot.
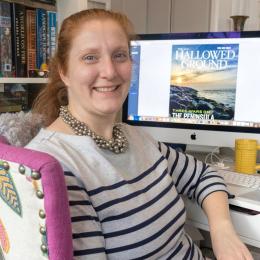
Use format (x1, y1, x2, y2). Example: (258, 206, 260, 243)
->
(27, 124, 227, 259)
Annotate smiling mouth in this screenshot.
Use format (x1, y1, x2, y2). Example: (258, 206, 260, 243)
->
(94, 85, 119, 92)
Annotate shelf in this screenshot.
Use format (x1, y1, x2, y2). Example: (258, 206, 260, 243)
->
(0, 78, 48, 84)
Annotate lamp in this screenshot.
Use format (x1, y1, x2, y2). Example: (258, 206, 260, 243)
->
(230, 15, 249, 31)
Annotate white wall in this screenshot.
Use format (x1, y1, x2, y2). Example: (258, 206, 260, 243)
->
(211, 0, 260, 31)
(111, 0, 260, 33)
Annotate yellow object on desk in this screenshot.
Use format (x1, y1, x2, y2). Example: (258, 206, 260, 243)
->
(235, 139, 260, 174)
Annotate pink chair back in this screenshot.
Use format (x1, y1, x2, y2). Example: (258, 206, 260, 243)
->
(0, 138, 73, 259)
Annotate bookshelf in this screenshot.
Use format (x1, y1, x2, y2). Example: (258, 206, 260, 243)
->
(0, 0, 111, 81)
(0, 0, 111, 79)
(0, 0, 110, 113)
(0, 78, 48, 84)
(4, 0, 56, 10)
(0, 0, 56, 112)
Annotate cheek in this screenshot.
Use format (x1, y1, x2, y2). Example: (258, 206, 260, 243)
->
(120, 63, 132, 81)
(72, 67, 98, 85)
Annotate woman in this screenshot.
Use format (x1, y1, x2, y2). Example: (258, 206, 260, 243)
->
(27, 9, 252, 259)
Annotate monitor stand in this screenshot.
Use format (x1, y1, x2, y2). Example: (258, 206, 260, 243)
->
(186, 145, 235, 169)
(186, 144, 220, 154)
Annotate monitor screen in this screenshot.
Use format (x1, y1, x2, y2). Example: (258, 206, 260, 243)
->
(123, 31, 260, 150)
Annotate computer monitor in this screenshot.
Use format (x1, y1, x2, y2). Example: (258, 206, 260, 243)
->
(122, 31, 260, 151)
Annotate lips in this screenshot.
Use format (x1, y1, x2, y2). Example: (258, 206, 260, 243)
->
(94, 85, 119, 92)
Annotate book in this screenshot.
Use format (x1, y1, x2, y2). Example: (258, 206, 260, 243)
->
(169, 43, 239, 121)
(0, 83, 28, 112)
(0, 1, 12, 77)
(26, 8, 37, 77)
(10, 2, 27, 77)
(47, 11, 56, 63)
(36, 8, 48, 77)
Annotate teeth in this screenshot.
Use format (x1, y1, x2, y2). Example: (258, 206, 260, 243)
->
(95, 86, 117, 92)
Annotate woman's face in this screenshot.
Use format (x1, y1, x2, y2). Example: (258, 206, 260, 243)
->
(60, 19, 132, 121)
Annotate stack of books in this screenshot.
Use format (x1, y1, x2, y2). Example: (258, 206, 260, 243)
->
(0, 0, 57, 78)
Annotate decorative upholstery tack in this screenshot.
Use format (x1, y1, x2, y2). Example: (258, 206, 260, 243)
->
(18, 165, 25, 174)
(36, 190, 44, 199)
(39, 209, 46, 219)
(31, 171, 41, 180)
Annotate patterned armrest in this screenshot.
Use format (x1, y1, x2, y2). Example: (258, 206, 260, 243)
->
(0, 139, 73, 260)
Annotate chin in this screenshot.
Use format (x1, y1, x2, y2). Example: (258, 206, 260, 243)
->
(97, 106, 121, 117)
(99, 101, 124, 114)
(103, 108, 121, 116)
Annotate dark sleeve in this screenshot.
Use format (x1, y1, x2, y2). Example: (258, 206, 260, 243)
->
(158, 142, 228, 207)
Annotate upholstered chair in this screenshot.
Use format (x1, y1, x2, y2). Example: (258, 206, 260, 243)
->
(0, 137, 73, 260)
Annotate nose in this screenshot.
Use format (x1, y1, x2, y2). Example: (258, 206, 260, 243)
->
(99, 57, 118, 80)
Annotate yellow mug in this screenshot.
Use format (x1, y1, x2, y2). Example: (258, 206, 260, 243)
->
(235, 139, 260, 174)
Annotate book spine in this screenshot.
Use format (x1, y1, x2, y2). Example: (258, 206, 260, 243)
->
(0, 1, 12, 77)
(36, 8, 47, 76)
(11, 3, 27, 77)
(26, 8, 37, 77)
(47, 11, 56, 61)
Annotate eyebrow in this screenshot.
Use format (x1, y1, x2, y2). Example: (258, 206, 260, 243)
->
(78, 47, 100, 54)
(77, 46, 129, 55)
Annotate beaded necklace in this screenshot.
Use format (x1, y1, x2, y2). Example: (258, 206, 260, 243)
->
(59, 106, 128, 154)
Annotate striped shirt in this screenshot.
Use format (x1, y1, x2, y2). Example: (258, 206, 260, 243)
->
(27, 124, 227, 259)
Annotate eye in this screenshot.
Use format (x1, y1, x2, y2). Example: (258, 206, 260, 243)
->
(113, 51, 129, 62)
(82, 54, 99, 63)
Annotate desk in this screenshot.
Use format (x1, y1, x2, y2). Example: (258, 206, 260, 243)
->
(183, 196, 260, 248)
(184, 150, 260, 248)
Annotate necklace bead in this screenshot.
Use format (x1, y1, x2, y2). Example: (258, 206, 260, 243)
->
(59, 106, 128, 154)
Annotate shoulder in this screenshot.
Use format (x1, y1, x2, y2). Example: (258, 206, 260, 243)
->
(121, 123, 154, 139)
(121, 123, 151, 137)
(121, 123, 158, 148)
(26, 129, 82, 172)
(26, 128, 56, 151)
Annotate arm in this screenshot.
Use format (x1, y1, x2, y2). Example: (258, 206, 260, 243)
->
(158, 142, 227, 204)
(64, 171, 108, 260)
(158, 142, 253, 259)
(202, 191, 253, 260)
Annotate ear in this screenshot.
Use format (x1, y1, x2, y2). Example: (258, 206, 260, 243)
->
(58, 66, 70, 87)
